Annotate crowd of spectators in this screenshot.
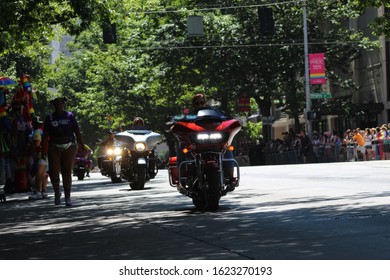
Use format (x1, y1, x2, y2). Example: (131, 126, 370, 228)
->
(241, 124, 390, 166)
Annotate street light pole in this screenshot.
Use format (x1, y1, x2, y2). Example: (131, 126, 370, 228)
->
(303, 0, 312, 138)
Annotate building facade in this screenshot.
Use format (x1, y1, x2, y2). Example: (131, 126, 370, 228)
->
(272, 6, 390, 138)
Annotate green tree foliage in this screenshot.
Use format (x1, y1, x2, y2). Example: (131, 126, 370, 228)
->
(350, 0, 390, 36)
(243, 121, 263, 141)
(0, 0, 106, 52)
(0, 0, 113, 117)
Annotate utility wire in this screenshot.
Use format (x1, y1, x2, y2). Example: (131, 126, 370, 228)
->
(128, 0, 298, 14)
(62, 39, 377, 53)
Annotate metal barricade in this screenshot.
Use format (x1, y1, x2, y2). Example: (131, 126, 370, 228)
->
(264, 149, 300, 165)
(312, 144, 324, 162)
(383, 139, 390, 154)
(345, 144, 355, 162)
(373, 140, 385, 160)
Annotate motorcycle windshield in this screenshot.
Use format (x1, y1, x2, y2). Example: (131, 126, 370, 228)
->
(198, 108, 222, 117)
(126, 129, 152, 135)
(116, 130, 162, 150)
(174, 108, 230, 122)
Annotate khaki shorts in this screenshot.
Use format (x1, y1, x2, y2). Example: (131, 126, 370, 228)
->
(356, 146, 366, 153)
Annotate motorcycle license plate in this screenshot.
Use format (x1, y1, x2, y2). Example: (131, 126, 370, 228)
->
(115, 162, 121, 173)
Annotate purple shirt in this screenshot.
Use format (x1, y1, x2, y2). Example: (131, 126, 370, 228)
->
(43, 111, 80, 144)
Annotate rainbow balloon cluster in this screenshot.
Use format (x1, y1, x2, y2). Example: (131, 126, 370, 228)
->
(0, 77, 16, 88)
(20, 74, 31, 91)
(0, 74, 36, 120)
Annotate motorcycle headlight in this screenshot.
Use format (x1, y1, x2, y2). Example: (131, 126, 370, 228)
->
(113, 147, 122, 155)
(195, 132, 223, 143)
(107, 147, 122, 155)
(135, 142, 146, 151)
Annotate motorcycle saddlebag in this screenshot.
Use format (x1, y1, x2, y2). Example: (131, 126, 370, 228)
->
(168, 156, 179, 187)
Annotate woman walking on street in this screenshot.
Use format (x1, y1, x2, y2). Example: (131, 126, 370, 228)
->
(41, 96, 86, 206)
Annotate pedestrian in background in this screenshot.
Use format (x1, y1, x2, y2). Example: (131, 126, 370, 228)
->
(299, 129, 312, 163)
(28, 116, 48, 200)
(352, 129, 366, 161)
(374, 127, 385, 160)
(364, 128, 374, 160)
(41, 96, 86, 207)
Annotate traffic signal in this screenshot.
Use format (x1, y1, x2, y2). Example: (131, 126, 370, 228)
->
(313, 109, 322, 120)
(258, 7, 275, 36)
(306, 110, 312, 120)
(307, 109, 322, 120)
(103, 23, 117, 44)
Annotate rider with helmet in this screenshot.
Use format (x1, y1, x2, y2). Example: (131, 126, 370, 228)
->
(132, 117, 146, 129)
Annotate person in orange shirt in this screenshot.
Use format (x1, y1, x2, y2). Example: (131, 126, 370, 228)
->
(353, 129, 366, 161)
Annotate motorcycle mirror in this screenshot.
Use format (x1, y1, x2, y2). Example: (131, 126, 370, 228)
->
(207, 99, 221, 107)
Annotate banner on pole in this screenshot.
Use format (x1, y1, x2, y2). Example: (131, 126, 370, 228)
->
(309, 53, 326, 84)
(238, 95, 250, 112)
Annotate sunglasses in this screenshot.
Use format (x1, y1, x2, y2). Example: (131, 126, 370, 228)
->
(194, 100, 205, 106)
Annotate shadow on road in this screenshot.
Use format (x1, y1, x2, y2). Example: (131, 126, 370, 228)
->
(1, 172, 389, 260)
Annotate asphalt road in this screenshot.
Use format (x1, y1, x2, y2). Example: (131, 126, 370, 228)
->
(0, 160, 389, 260)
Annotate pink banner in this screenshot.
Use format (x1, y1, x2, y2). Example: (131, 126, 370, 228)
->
(309, 53, 326, 84)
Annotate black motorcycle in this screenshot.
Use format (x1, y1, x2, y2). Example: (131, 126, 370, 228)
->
(73, 156, 90, 180)
(99, 140, 123, 183)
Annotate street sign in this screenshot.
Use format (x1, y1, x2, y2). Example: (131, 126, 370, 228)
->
(188, 16, 204, 36)
(310, 93, 331, 99)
